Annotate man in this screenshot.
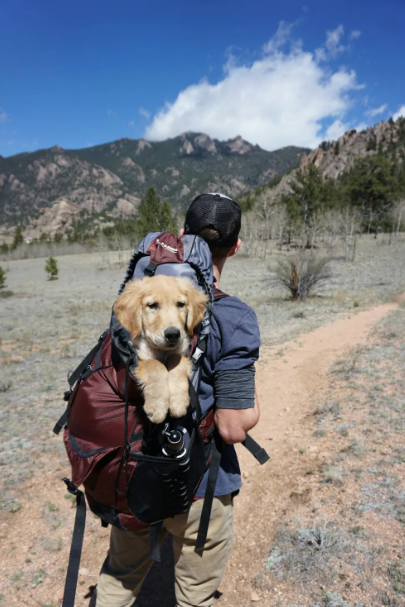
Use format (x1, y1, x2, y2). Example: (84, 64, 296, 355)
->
(93, 192, 261, 607)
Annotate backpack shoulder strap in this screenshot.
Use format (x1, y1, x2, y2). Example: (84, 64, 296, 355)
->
(59, 480, 87, 607)
(53, 330, 109, 436)
(212, 287, 229, 301)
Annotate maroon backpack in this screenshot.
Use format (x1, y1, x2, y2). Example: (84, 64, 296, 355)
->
(54, 232, 269, 607)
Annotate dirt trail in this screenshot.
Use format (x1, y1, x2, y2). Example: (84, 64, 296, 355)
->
(220, 294, 405, 604)
(1, 296, 404, 607)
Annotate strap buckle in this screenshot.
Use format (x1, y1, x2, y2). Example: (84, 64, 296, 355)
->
(63, 477, 81, 496)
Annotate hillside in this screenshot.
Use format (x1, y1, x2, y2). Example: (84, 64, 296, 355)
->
(239, 117, 405, 207)
(0, 133, 307, 226)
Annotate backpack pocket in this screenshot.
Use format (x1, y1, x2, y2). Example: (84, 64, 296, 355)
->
(64, 430, 121, 488)
(127, 427, 209, 523)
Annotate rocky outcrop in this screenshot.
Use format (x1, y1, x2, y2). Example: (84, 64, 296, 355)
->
(300, 120, 403, 179)
(179, 136, 194, 156)
(180, 185, 191, 197)
(194, 134, 217, 154)
(111, 195, 140, 217)
(27, 198, 81, 238)
(0, 151, 124, 222)
(135, 139, 152, 155)
(118, 158, 146, 184)
(224, 135, 253, 155)
(264, 118, 404, 202)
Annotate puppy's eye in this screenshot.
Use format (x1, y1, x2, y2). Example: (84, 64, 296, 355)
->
(147, 302, 158, 310)
(176, 302, 186, 308)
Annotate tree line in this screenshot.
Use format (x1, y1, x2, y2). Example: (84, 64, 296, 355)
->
(239, 138, 405, 260)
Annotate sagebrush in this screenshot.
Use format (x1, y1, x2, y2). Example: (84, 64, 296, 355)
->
(273, 255, 331, 301)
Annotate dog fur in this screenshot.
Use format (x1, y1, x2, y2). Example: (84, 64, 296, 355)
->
(114, 275, 208, 423)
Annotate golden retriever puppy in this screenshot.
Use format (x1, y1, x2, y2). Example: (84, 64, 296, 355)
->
(114, 275, 208, 423)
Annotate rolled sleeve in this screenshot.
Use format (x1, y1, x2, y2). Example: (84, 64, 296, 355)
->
(214, 365, 256, 409)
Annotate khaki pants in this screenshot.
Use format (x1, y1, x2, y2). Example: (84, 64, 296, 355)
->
(95, 495, 234, 607)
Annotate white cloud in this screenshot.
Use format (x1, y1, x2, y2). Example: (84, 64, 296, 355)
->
(366, 103, 387, 117)
(107, 109, 116, 118)
(354, 122, 368, 132)
(325, 120, 349, 141)
(139, 107, 151, 120)
(262, 21, 296, 54)
(350, 30, 361, 40)
(0, 110, 8, 123)
(393, 105, 405, 121)
(325, 25, 345, 55)
(7, 140, 15, 145)
(145, 24, 362, 151)
(128, 120, 135, 127)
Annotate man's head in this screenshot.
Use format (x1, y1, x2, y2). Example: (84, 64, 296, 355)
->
(183, 192, 242, 260)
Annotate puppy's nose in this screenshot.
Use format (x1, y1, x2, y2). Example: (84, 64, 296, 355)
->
(165, 327, 181, 343)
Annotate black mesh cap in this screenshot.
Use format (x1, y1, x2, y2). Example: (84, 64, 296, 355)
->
(184, 193, 241, 247)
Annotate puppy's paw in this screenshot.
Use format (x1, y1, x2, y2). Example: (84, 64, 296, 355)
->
(169, 392, 190, 418)
(144, 396, 170, 424)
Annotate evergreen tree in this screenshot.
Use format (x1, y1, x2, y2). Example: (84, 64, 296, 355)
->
(342, 156, 397, 235)
(334, 141, 340, 155)
(45, 256, 59, 280)
(1, 243, 9, 254)
(283, 165, 329, 228)
(11, 226, 23, 250)
(135, 188, 175, 239)
(0, 265, 6, 291)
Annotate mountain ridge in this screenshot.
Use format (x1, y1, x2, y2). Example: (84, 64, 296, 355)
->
(0, 132, 308, 226)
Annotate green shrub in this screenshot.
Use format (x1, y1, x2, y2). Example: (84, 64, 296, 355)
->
(45, 256, 58, 280)
(0, 266, 6, 291)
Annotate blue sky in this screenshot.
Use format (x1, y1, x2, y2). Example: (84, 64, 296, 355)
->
(1, 0, 404, 156)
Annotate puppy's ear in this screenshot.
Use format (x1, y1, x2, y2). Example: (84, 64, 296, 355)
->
(114, 281, 143, 339)
(186, 286, 208, 335)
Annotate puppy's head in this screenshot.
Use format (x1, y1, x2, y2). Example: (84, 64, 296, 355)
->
(114, 275, 208, 353)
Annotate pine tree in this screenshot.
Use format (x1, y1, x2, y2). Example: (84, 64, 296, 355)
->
(135, 188, 175, 239)
(0, 265, 6, 291)
(334, 141, 340, 156)
(45, 256, 59, 280)
(11, 226, 23, 250)
(283, 165, 327, 228)
(342, 156, 397, 236)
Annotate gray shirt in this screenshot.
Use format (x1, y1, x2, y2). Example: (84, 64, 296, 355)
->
(195, 295, 260, 497)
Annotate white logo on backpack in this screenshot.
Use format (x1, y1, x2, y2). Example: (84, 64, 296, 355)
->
(156, 238, 178, 253)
